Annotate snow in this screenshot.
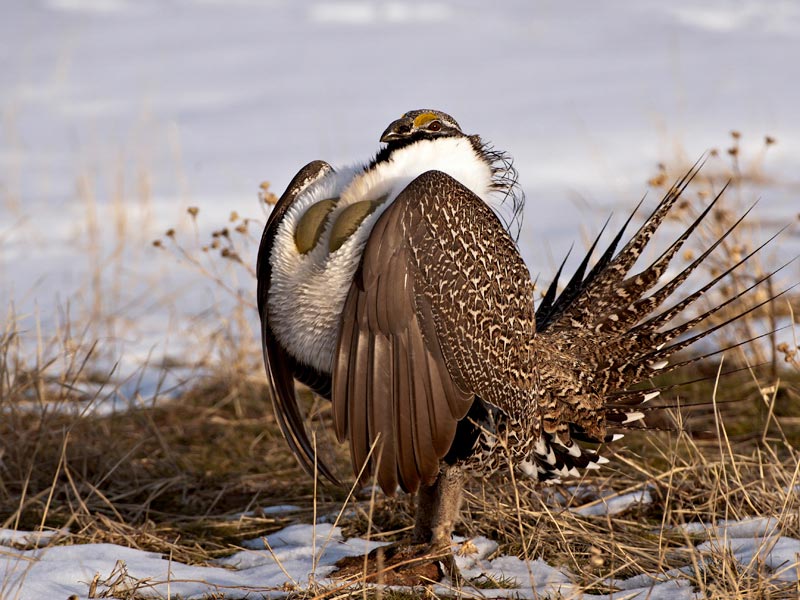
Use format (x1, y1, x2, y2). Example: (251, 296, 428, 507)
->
(261, 505, 305, 515)
(0, 524, 388, 599)
(664, 2, 800, 33)
(3, 517, 798, 599)
(570, 489, 654, 517)
(698, 535, 800, 583)
(678, 517, 800, 583)
(0, 528, 66, 548)
(679, 516, 781, 538)
(2, 0, 798, 406)
(2, 541, 244, 600)
(308, 1, 454, 25)
(539, 484, 655, 517)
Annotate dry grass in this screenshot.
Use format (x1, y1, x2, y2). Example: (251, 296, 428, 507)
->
(1, 133, 799, 598)
(0, 336, 351, 566)
(2, 328, 799, 597)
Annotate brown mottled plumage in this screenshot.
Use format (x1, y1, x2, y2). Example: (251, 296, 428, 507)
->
(257, 109, 784, 557)
(333, 170, 539, 493)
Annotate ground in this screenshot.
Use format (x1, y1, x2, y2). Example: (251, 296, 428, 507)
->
(2, 352, 800, 598)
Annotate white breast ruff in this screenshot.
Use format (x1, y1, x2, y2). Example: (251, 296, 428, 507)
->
(268, 137, 496, 373)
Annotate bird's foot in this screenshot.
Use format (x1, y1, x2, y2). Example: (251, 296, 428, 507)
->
(331, 540, 457, 586)
(429, 536, 466, 588)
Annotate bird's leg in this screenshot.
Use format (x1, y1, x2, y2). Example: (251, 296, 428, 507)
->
(411, 465, 465, 584)
(413, 465, 465, 545)
(412, 479, 437, 544)
(345, 467, 465, 585)
(428, 465, 464, 550)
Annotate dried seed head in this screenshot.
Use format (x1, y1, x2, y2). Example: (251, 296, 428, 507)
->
(709, 148, 719, 157)
(165, 228, 175, 238)
(648, 172, 667, 187)
(235, 224, 247, 234)
(713, 208, 729, 222)
(229, 211, 239, 222)
(221, 248, 242, 263)
(727, 146, 739, 156)
(590, 546, 604, 567)
(731, 130, 741, 139)
(152, 239, 163, 248)
(187, 206, 199, 217)
(457, 539, 479, 556)
(765, 135, 776, 145)
(259, 181, 278, 205)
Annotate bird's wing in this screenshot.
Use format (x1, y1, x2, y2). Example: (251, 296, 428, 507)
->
(332, 170, 538, 495)
(257, 160, 341, 484)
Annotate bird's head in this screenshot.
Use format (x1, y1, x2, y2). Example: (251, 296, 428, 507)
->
(379, 109, 463, 146)
(372, 108, 525, 242)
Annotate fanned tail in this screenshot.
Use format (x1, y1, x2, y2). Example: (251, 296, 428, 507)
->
(529, 164, 789, 481)
(539, 159, 706, 334)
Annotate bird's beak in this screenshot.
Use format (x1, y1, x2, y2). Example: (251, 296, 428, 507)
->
(380, 117, 413, 143)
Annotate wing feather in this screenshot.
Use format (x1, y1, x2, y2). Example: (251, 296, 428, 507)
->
(333, 285, 355, 442)
(349, 293, 372, 474)
(408, 316, 439, 484)
(257, 160, 341, 484)
(396, 331, 421, 491)
(333, 170, 537, 494)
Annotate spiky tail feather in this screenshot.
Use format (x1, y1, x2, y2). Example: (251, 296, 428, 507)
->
(530, 163, 790, 481)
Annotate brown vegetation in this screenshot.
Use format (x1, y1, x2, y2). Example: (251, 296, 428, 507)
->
(1, 134, 799, 598)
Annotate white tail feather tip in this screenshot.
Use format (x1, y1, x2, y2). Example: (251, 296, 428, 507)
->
(643, 391, 660, 402)
(623, 411, 646, 424)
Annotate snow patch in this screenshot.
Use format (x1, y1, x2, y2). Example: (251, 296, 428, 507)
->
(220, 523, 389, 586)
(679, 516, 780, 538)
(4, 518, 799, 599)
(663, 2, 800, 33)
(0, 529, 66, 548)
(1, 524, 388, 600)
(308, 1, 452, 25)
(571, 489, 653, 517)
(558, 486, 655, 517)
(45, 0, 137, 15)
(698, 535, 800, 583)
(446, 537, 576, 598)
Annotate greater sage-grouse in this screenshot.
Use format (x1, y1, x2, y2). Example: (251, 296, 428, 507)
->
(257, 109, 781, 552)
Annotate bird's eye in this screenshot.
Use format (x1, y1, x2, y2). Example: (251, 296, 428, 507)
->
(427, 121, 442, 132)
